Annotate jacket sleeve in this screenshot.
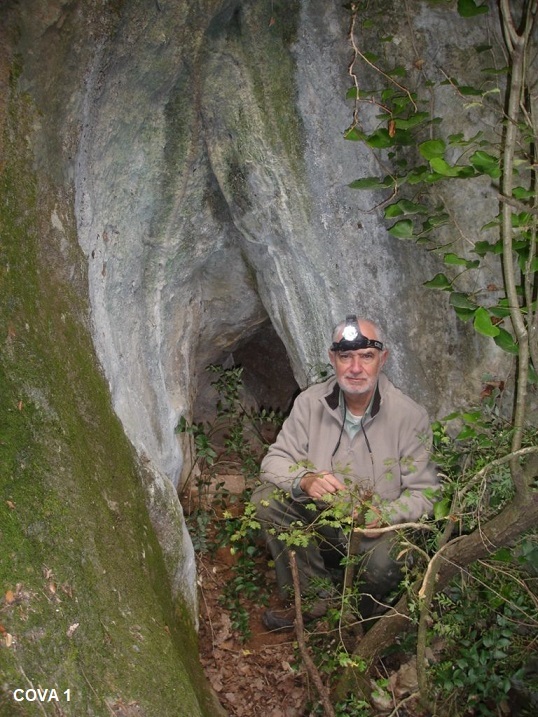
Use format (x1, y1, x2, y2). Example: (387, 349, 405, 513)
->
(380, 408, 440, 525)
(259, 392, 314, 493)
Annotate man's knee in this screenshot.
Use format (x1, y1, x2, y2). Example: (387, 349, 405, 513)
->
(359, 535, 403, 595)
(251, 482, 284, 522)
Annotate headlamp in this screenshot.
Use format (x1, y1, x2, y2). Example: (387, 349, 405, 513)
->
(330, 314, 384, 352)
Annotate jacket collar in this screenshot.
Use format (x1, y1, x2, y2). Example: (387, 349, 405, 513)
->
(324, 377, 382, 417)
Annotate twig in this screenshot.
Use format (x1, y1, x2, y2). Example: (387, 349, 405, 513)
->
(498, 192, 538, 216)
(81, 666, 116, 716)
(457, 446, 538, 502)
(347, 4, 417, 121)
(19, 667, 49, 717)
(418, 536, 466, 600)
(289, 551, 336, 717)
(386, 690, 421, 717)
(353, 521, 437, 537)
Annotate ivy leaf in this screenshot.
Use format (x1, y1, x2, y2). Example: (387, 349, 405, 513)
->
(474, 239, 502, 256)
(388, 219, 415, 238)
(450, 292, 477, 310)
(344, 126, 366, 141)
(491, 547, 512, 562)
(469, 150, 501, 178)
(489, 305, 512, 319)
(392, 128, 416, 146)
(473, 307, 500, 337)
(434, 498, 452, 520)
(419, 139, 446, 160)
(448, 130, 484, 146)
(394, 112, 430, 129)
(454, 306, 476, 321)
(494, 328, 519, 355)
(384, 199, 428, 217)
(458, 85, 483, 96)
(388, 65, 407, 78)
(456, 425, 477, 440)
(429, 157, 461, 176)
(511, 211, 532, 227)
(429, 158, 475, 178)
(424, 273, 452, 290)
(406, 166, 431, 184)
(422, 213, 449, 232)
(444, 253, 480, 269)
(366, 128, 393, 148)
(513, 186, 534, 200)
(457, 0, 489, 17)
(481, 66, 509, 76)
(349, 175, 395, 190)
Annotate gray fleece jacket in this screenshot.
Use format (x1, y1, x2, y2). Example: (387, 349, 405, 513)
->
(259, 373, 439, 525)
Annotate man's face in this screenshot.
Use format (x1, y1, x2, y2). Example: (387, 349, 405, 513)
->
(329, 323, 387, 399)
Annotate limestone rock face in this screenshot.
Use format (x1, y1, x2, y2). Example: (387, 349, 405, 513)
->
(6, 0, 513, 619)
(70, 0, 509, 490)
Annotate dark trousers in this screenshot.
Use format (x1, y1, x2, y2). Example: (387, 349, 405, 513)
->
(252, 482, 403, 618)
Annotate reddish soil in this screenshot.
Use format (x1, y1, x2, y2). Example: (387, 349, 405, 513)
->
(183, 469, 426, 717)
(196, 542, 310, 717)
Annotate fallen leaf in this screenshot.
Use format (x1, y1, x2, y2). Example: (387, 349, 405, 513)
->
(5, 500, 16, 510)
(61, 583, 73, 598)
(5, 633, 13, 647)
(66, 623, 79, 638)
(17, 400, 23, 411)
(4, 590, 15, 605)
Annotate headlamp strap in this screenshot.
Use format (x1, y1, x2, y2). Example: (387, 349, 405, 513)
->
(331, 315, 384, 352)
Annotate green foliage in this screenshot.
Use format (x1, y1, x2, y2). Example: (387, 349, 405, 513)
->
(430, 543, 537, 715)
(184, 368, 538, 708)
(430, 402, 537, 531)
(177, 365, 282, 638)
(344, 1, 537, 373)
(177, 364, 283, 551)
(426, 407, 538, 714)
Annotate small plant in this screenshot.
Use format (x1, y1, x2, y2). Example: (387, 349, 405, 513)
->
(176, 364, 283, 637)
(429, 540, 538, 716)
(176, 364, 283, 547)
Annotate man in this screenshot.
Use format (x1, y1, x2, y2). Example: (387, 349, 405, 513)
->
(252, 315, 439, 630)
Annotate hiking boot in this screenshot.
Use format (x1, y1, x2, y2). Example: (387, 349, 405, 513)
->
(262, 596, 330, 632)
(261, 605, 296, 631)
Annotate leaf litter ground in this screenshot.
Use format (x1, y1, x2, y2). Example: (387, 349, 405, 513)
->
(183, 471, 428, 717)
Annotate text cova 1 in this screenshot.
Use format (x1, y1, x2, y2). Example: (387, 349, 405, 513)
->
(13, 688, 71, 702)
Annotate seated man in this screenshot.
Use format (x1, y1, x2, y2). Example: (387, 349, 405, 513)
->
(252, 315, 439, 630)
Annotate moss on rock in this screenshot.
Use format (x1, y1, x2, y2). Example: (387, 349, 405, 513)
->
(0, 48, 221, 717)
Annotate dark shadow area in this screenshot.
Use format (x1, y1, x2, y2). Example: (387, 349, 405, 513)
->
(193, 320, 299, 425)
(233, 322, 299, 414)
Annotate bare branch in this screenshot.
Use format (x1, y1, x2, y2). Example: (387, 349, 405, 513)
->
(289, 551, 336, 717)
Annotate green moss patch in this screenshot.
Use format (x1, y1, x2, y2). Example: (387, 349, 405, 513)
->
(0, 58, 218, 717)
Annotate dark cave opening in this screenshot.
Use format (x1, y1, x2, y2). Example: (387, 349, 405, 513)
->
(193, 320, 299, 426)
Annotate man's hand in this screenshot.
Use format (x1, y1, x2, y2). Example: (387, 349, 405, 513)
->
(300, 471, 345, 499)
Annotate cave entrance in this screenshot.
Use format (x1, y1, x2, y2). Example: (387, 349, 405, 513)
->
(183, 320, 299, 505)
(193, 320, 299, 426)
